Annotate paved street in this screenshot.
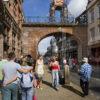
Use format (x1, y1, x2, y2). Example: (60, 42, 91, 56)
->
(70, 71, 100, 100)
(0, 68, 99, 100)
(0, 0, 100, 100)
(36, 68, 96, 100)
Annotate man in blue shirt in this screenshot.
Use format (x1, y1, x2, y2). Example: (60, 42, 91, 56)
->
(78, 57, 92, 96)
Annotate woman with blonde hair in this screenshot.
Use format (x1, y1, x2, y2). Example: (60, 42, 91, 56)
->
(35, 55, 44, 90)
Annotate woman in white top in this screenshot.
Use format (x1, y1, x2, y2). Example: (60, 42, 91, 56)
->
(35, 55, 44, 89)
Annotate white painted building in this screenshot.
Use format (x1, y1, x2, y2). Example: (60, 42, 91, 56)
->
(87, 0, 100, 66)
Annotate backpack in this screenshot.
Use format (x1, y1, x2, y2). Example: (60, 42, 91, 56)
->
(20, 73, 33, 91)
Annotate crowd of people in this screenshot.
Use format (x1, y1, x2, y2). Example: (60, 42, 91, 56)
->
(0, 52, 93, 100)
(0, 52, 45, 100)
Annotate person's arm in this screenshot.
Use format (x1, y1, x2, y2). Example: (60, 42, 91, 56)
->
(49, 61, 52, 67)
(18, 67, 33, 73)
(3, 76, 18, 86)
(32, 72, 37, 88)
(2, 69, 5, 83)
(34, 60, 38, 72)
(57, 61, 60, 70)
(16, 63, 33, 73)
(2, 69, 18, 86)
(78, 65, 84, 75)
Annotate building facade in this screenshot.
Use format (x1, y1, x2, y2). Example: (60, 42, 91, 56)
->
(55, 34, 78, 62)
(0, 0, 23, 58)
(87, 0, 100, 66)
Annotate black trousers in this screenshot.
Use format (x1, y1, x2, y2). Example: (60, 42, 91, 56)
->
(80, 79, 89, 95)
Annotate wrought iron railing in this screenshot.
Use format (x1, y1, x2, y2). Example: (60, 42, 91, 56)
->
(24, 16, 76, 25)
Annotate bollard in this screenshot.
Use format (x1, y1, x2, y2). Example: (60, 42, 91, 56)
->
(64, 64, 70, 85)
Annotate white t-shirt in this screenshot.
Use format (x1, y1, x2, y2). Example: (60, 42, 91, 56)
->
(3, 60, 21, 84)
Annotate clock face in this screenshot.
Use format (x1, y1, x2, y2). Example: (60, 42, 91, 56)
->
(54, 0, 64, 6)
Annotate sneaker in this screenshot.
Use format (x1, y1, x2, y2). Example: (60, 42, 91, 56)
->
(56, 87, 59, 91)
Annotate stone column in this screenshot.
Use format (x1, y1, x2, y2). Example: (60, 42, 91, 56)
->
(78, 44, 82, 62)
(15, 34, 18, 57)
(50, 6, 55, 22)
(63, 5, 68, 22)
(8, 25, 13, 53)
(60, 5, 68, 23)
(18, 36, 22, 58)
(0, 34, 4, 57)
(9, 0, 14, 17)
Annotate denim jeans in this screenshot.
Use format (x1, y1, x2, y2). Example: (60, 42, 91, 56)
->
(1, 83, 18, 100)
(52, 70, 59, 88)
(80, 79, 89, 95)
(21, 87, 34, 100)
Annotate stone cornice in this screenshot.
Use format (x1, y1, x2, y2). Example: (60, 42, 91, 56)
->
(22, 23, 87, 27)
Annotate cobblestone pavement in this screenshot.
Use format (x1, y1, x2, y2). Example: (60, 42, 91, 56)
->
(36, 69, 96, 100)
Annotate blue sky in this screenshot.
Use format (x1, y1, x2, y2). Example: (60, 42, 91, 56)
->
(23, 0, 88, 55)
(23, 0, 88, 17)
(23, 0, 50, 16)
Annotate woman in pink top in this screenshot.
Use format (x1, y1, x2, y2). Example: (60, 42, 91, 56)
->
(50, 56, 60, 90)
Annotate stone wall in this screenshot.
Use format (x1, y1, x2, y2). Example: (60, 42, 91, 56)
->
(22, 24, 88, 60)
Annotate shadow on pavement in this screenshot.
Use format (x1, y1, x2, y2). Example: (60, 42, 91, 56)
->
(42, 80, 59, 91)
(62, 85, 84, 97)
(90, 87, 100, 93)
(42, 80, 52, 88)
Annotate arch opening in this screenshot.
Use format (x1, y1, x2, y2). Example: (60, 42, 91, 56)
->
(37, 32, 81, 65)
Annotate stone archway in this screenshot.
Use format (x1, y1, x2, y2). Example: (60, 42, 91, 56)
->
(37, 32, 82, 60)
(22, 24, 87, 60)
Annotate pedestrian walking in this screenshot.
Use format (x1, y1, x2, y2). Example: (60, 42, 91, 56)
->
(35, 55, 44, 90)
(72, 57, 77, 70)
(20, 57, 35, 100)
(1, 52, 33, 100)
(49, 56, 60, 90)
(78, 57, 92, 96)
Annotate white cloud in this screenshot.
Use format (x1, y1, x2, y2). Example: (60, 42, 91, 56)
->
(68, 0, 88, 17)
(38, 36, 53, 55)
(38, 0, 88, 54)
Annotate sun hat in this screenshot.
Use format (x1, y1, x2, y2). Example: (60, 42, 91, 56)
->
(82, 57, 88, 63)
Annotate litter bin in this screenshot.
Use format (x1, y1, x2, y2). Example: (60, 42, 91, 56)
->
(64, 64, 70, 85)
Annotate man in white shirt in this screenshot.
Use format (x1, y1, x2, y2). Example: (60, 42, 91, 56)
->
(2, 52, 33, 100)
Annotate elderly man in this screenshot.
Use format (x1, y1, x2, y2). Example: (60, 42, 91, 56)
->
(78, 57, 92, 96)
